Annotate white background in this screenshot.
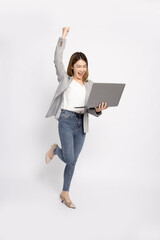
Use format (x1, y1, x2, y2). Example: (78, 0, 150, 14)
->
(0, 0, 160, 239)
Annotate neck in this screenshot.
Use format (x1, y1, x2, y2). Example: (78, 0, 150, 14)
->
(73, 76, 83, 82)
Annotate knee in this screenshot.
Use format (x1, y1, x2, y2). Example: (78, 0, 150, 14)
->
(63, 153, 75, 165)
(66, 159, 76, 166)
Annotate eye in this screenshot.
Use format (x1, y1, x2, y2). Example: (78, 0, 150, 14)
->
(76, 65, 87, 68)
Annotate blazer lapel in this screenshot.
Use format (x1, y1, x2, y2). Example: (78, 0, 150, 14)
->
(54, 76, 74, 99)
(84, 81, 90, 105)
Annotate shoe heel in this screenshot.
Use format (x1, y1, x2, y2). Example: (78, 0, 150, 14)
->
(59, 197, 64, 203)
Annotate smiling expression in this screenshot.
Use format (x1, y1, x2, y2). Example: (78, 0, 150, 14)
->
(72, 59, 87, 81)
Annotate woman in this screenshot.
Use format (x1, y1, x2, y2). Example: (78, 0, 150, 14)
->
(45, 27, 109, 209)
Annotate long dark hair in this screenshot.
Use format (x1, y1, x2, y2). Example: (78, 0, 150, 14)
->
(67, 52, 89, 83)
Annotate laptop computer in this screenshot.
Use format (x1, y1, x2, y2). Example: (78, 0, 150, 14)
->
(74, 83, 125, 109)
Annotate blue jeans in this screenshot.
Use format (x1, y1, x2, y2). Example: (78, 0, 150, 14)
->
(54, 109, 86, 191)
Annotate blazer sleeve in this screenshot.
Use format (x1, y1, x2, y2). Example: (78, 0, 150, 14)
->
(54, 37, 68, 82)
(87, 108, 102, 117)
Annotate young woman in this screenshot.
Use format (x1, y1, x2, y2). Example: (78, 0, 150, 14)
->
(45, 27, 109, 209)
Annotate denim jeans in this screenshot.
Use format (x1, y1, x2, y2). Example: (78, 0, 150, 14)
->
(54, 109, 86, 191)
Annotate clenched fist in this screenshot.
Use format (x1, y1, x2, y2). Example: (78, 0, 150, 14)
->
(62, 27, 70, 39)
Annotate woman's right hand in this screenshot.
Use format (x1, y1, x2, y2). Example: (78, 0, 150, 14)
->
(62, 27, 70, 39)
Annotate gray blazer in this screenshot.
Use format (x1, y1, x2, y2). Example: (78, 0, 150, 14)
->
(45, 37, 102, 133)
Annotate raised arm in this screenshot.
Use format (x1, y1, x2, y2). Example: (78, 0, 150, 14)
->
(54, 27, 70, 82)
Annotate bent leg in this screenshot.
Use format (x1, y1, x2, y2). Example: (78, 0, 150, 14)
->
(54, 120, 74, 164)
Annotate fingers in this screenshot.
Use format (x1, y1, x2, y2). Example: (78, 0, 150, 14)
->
(95, 102, 108, 112)
(98, 102, 108, 108)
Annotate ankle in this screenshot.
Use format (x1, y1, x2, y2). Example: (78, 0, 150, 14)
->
(61, 190, 69, 196)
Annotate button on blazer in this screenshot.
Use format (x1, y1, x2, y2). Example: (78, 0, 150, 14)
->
(45, 37, 102, 133)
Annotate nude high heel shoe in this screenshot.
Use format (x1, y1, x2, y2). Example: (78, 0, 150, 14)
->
(45, 144, 58, 164)
(59, 193, 76, 209)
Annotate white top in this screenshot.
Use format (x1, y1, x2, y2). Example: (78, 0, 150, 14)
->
(61, 79, 86, 114)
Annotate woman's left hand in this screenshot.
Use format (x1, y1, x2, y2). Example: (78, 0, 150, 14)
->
(95, 102, 109, 112)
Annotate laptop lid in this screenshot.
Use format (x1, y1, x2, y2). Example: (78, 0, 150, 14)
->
(74, 83, 125, 109)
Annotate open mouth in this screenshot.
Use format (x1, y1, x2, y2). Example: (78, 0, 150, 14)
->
(78, 72, 83, 76)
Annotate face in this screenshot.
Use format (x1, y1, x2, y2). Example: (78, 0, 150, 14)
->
(72, 59, 87, 80)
